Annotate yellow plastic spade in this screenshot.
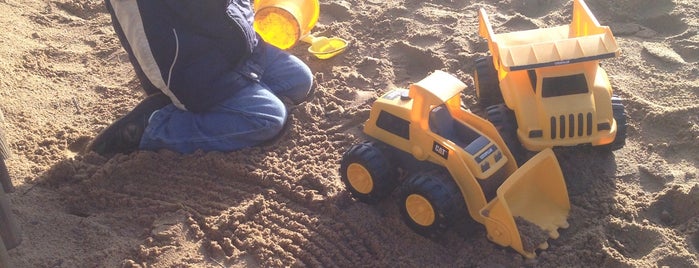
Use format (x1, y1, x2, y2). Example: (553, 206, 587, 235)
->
(301, 34, 348, 59)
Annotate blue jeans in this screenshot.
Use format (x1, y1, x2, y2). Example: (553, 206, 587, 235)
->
(139, 42, 313, 153)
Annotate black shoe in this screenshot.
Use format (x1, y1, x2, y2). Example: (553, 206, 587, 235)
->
(85, 93, 171, 156)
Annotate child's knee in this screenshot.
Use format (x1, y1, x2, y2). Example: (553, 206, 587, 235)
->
(290, 65, 314, 104)
(257, 115, 287, 141)
(257, 104, 288, 139)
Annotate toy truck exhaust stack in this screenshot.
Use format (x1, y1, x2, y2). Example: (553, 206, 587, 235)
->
(339, 71, 570, 258)
(474, 0, 627, 156)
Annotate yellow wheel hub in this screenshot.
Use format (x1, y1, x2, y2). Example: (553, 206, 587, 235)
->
(405, 194, 435, 227)
(346, 163, 373, 194)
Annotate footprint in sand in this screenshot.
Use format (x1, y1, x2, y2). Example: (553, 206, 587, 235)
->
(500, 14, 539, 32)
(657, 255, 698, 268)
(595, 0, 687, 35)
(642, 42, 687, 65)
(54, 0, 105, 20)
(606, 222, 663, 259)
(319, 2, 352, 24)
(691, 231, 699, 253)
(670, 31, 699, 63)
(511, 0, 567, 18)
(645, 185, 699, 226)
(388, 41, 444, 81)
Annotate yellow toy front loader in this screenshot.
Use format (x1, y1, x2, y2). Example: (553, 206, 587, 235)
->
(474, 0, 627, 160)
(339, 71, 570, 258)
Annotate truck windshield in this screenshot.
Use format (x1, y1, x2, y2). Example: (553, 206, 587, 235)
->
(541, 73, 588, 97)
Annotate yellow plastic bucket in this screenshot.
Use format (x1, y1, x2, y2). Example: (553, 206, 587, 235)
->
(253, 0, 320, 50)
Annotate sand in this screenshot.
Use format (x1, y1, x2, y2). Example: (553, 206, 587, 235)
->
(1, 0, 698, 267)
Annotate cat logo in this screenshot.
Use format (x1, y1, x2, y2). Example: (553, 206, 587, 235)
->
(433, 141, 449, 159)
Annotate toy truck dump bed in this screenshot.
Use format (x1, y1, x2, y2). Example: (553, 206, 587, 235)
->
(479, 0, 619, 71)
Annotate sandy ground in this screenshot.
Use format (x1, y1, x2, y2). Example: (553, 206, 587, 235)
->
(1, 0, 698, 267)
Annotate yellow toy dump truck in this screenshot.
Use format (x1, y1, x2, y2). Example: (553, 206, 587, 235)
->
(474, 0, 626, 160)
(339, 71, 570, 258)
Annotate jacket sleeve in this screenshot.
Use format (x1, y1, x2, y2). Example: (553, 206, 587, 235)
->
(156, 0, 258, 112)
(116, 0, 257, 112)
(108, 0, 259, 112)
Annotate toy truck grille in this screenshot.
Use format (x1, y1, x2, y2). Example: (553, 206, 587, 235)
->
(549, 112, 595, 139)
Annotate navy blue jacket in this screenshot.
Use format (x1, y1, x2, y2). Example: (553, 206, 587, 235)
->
(105, 0, 258, 112)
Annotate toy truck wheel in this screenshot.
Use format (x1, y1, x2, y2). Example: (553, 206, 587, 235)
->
(474, 56, 503, 108)
(599, 96, 627, 151)
(486, 104, 526, 165)
(397, 171, 465, 238)
(340, 141, 399, 204)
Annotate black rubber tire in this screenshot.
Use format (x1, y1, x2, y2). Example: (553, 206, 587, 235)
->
(397, 171, 467, 239)
(486, 104, 526, 166)
(474, 56, 503, 108)
(599, 96, 627, 151)
(339, 141, 399, 204)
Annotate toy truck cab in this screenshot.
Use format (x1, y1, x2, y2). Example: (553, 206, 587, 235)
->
(475, 0, 627, 153)
(509, 62, 618, 151)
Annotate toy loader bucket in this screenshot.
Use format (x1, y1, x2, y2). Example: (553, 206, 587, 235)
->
(480, 148, 569, 258)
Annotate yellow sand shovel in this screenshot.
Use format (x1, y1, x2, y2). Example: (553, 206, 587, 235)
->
(300, 34, 348, 59)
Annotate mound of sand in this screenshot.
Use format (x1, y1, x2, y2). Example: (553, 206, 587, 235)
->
(1, 0, 697, 267)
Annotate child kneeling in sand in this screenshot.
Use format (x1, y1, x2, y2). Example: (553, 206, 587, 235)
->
(87, 0, 313, 156)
